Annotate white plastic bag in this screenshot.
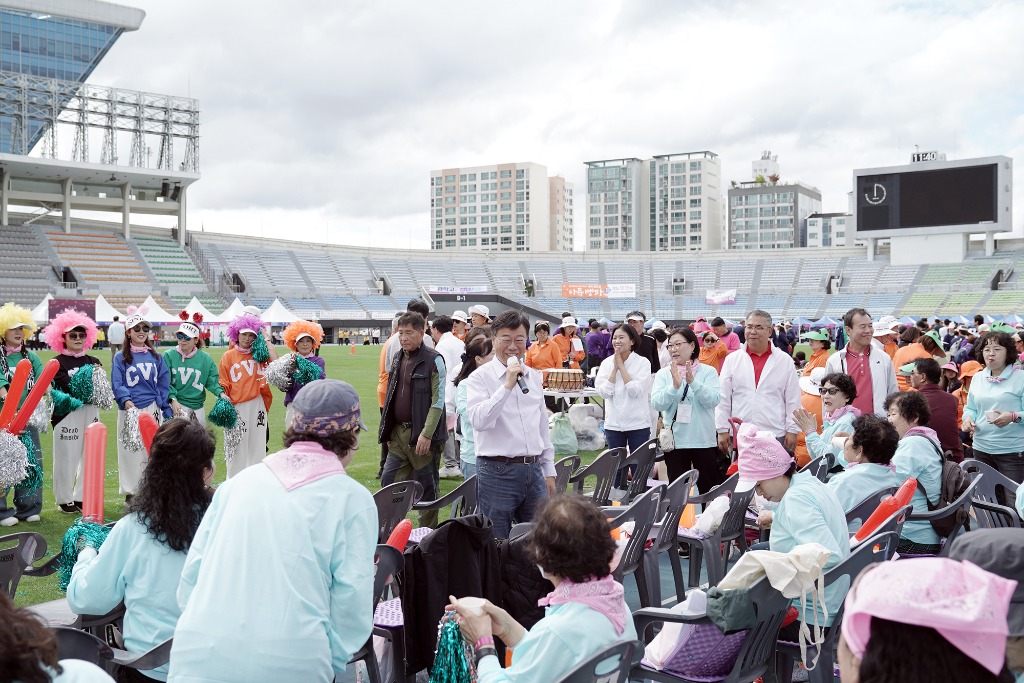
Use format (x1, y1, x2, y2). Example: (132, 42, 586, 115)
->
(694, 494, 730, 535)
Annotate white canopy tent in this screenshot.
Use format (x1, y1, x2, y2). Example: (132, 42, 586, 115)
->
(94, 294, 124, 324)
(138, 295, 181, 324)
(30, 294, 53, 323)
(220, 298, 247, 320)
(261, 298, 300, 324)
(182, 296, 227, 323)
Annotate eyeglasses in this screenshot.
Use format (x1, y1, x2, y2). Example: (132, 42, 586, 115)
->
(66, 331, 86, 340)
(132, 325, 151, 333)
(666, 342, 691, 350)
(820, 387, 842, 395)
(744, 324, 769, 332)
(497, 336, 528, 345)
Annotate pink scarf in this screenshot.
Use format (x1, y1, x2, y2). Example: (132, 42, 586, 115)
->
(4, 345, 20, 356)
(537, 576, 627, 635)
(904, 425, 941, 447)
(61, 350, 87, 358)
(263, 442, 346, 491)
(825, 405, 861, 423)
(130, 345, 150, 354)
(235, 345, 253, 355)
(177, 345, 197, 360)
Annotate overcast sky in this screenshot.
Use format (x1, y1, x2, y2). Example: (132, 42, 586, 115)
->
(88, 0, 1024, 250)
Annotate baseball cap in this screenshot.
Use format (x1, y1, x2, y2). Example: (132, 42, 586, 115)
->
(287, 379, 368, 435)
(948, 528, 1024, 637)
(923, 329, 946, 351)
(626, 311, 646, 322)
(801, 330, 830, 341)
(177, 322, 201, 339)
(125, 314, 151, 329)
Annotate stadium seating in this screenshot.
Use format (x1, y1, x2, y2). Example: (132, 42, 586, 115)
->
(45, 229, 149, 285)
(133, 236, 205, 287)
(0, 225, 60, 305)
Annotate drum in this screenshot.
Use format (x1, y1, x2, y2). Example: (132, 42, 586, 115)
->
(545, 368, 585, 391)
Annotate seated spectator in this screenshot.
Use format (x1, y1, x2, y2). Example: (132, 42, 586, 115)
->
(826, 414, 902, 526)
(447, 495, 638, 682)
(67, 418, 214, 682)
(838, 557, 1017, 683)
(884, 391, 943, 556)
(793, 372, 860, 469)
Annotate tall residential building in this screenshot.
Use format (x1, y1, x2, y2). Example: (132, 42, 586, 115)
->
(429, 162, 573, 252)
(727, 181, 822, 249)
(584, 151, 721, 252)
(806, 212, 852, 248)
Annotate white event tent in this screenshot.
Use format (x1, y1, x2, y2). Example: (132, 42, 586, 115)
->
(261, 298, 300, 324)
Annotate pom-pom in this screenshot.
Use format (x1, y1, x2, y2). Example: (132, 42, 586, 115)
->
(223, 424, 243, 463)
(208, 395, 238, 429)
(294, 355, 321, 385)
(27, 393, 52, 434)
(386, 519, 413, 552)
(57, 520, 112, 591)
(68, 364, 95, 403)
(0, 429, 28, 489)
(17, 431, 42, 490)
(178, 310, 189, 321)
(264, 354, 297, 391)
(251, 333, 270, 363)
(429, 612, 476, 683)
(192, 312, 203, 323)
(51, 388, 84, 419)
(119, 406, 145, 452)
(90, 366, 115, 410)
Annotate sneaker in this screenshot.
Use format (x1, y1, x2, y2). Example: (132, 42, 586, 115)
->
(0, 516, 18, 527)
(26, 514, 40, 522)
(59, 503, 79, 514)
(439, 467, 463, 479)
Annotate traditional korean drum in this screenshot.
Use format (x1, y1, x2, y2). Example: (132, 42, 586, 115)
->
(545, 368, 585, 391)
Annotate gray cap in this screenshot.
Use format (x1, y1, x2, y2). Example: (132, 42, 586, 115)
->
(948, 528, 1024, 636)
(287, 379, 367, 436)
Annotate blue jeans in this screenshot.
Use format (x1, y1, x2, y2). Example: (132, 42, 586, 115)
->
(460, 458, 476, 479)
(476, 459, 548, 538)
(605, 427, 651, 488)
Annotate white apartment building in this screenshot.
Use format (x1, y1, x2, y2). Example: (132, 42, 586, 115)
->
(429, 162, 573, 252)
(806, 212, 852, 248)
(727, 154, 822, 250)
(584, 151, 722, 252)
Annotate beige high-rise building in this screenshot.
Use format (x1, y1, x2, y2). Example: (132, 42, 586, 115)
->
(429, 162, 573, 252)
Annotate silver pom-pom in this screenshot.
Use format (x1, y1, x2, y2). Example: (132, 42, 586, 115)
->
(119, 406, 145, 452)
(91, 366, 115, 410)
(0, 429, 28, 489)
(264, 354, 297, 391)
(28, 393, 52, 434)
(223, 424, 243, 463)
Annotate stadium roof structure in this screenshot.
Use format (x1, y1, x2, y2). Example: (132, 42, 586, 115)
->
(3, 0, 144, 31)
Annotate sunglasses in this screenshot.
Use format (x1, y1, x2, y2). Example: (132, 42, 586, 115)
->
(820, 387, 842, 395)
(132, 325, 151, 333)
(66, 331, 86, 341)
(176, 332, 194, 341)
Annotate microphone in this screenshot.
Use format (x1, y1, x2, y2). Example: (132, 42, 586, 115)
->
(507, 356, 530, 394)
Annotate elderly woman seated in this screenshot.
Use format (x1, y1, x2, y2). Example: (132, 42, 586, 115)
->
(448, 495, 638, 681)
(793, 371, 860, 470)
(826, 414, 903, 528)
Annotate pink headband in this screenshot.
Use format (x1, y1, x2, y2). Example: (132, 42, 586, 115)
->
(736, 423, 793, 490)
(842, 558, 1017, 675)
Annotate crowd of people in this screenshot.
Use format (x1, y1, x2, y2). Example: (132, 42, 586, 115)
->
(2, 295, 1024, 682)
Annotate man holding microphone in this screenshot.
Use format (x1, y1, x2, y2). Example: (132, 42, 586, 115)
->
(466, 310, 556, 538)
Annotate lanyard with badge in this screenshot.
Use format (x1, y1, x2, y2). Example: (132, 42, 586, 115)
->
(675, 384, 692, 423)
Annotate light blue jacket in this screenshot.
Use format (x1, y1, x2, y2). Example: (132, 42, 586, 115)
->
(805, 410, 858, 469)
(456, 381, 475, 464)
(963, 365, 1024, 454)
(826, 463, 903, 530)
(770, 471, 850, 626)
(476, 601, 638, 683)
(1017, 481, 1024, 522)
(50, 659, 116, 682)
(650, 363, 720, 449)
(66, 513, 186, 681)
(892, 434, 942, 546)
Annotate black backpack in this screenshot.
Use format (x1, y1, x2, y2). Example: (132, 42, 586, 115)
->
(915, 437, 972, 537)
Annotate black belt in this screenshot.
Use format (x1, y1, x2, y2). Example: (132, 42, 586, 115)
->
(480, 456, 538, 464)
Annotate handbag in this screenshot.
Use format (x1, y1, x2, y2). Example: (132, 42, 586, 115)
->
(658, 384, 688, 452)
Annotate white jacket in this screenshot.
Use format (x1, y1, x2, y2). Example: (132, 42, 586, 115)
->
(715, 344, 801, 437)
(595, 352, 653, 431)
(824, 345, 898, 417)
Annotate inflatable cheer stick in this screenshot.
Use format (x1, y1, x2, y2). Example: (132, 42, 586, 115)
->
(386, 519, 413, 552)
(0, 358, 31, 431)
(82, 422, 107, 523)
(7, 359, 59, 435)
(852, 478, 918, 545)
(138, 412, 158, 456)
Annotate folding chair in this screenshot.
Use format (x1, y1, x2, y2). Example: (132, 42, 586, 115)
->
(373, 481, 424, 543)
(844, 487, 898, 531)
(554, 455, 581, 494)
(0, 531, 45, 597)
(412, 475, 477, 519)
(569, 447, 624, 506)
(641, 469, 699, 604)
(607, 485, 663, 608)
(611, 438, 659, 503)
(555, 638, 643, 683)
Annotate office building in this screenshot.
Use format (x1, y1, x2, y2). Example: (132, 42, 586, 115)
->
(806, 212, 852, 248)
(727, 155, 822, 250)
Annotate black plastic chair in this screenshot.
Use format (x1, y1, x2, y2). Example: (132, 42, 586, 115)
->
(412, 475, 477, 519)
(351, 544, 405, 683)
(844, 487, 898, 530)
(608, 485, 663, 608)
(799, 454, 829, 483)
(679, 479, 754, 589)
(962, 459, 1021, 521)
(53, 626, 113, 666)
(972, 499, 1022, 529)
(773, 531, 899, 683)
(569, 447, 624, 506)
(554, 455, 581, 494)
(643, 469, 700, 604)
(632, 574, 792, 683)
(555, 638, 643, 683)
(509, 522, 535, 541)
(612, 438, 659, 503)
(373, 481, 424, 543)
(0, 531, 45, 597)
(907, 474, 981, 556)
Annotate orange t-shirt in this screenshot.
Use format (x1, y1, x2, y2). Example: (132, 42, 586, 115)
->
(698, 341, 728, 373)
(552, 333, 584, 370)
(883, 341, 898, 359)
(793, 389, 824, 467)
(218, 347, 272, 411)
(802, 350, 829, 376)
(525, 339, 562, 372)
(892, 343, 931, 392)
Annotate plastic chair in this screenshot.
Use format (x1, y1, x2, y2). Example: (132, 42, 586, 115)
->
(508, 522, 535, 541)
(799, 454, 829, 483)
(631, 574, 792, 683)
(844, 487, 898, 530)
(555, 638, 643, 683)
(608, 485, 663, 608)
(962, 459, 1021, 518)
(678, 480, 754, 589)
(53, 627, 113, 665)
(373, 481, 424, 543)
(612, 438, 659, 503)
(554, 455, 581, 494)
(351, 544, 405, 683)
(971, 499, 1022, 529)
(907, 474, 981, 556)
(642, 469, 700, 604)
(773, 531, 899, 683)
(412, 475, 477, 519)
(0, 531, 45, 597)
(569, 447, 624, 506)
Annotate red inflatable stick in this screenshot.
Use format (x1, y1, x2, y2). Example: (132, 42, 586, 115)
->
(0, 358, 31, 431)
(7, 359, 60, 435)
(82, 422, 107, 523)
(386, 519, 413, 552)
(138, 412, 158, 457)
(852, 478, 918, 544)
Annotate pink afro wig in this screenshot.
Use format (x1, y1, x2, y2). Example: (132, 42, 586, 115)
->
(226, 313, 265, 344)
(282, 320, 324, 351)
(44, 308, 99, 353)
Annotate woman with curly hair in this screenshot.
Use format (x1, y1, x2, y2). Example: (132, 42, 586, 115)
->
(280, 319, 326, 406)
(0, 302, 44, 527)
(218, 313, 273, 477)
(0, 591, 114, 682)
(163, 317, 224, 425)
(448, 495, 638, 682)
(67, 418, 214, 683)
(43, 308, 105, 514)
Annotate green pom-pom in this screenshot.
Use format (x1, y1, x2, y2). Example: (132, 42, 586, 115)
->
(58, 519, 111, 591)
(68, 365, 94, 403)
(17, 431, 42, 492)
(294, 355, 321, 385)
(251, 333, 270, 363)
(429, 613, 476, 683)
(208, 394, 238, 429)
(51, 388, 84, 418)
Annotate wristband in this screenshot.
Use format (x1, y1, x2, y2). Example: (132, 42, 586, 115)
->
(474, 636, 494, 650)
(475, 646, 498, 665)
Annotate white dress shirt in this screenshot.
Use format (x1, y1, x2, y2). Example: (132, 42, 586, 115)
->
(715, 344, 801, 437)
(465, 356, 556, 478)
(436, 332, 466, 430)
(595, 352, 652, 431)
